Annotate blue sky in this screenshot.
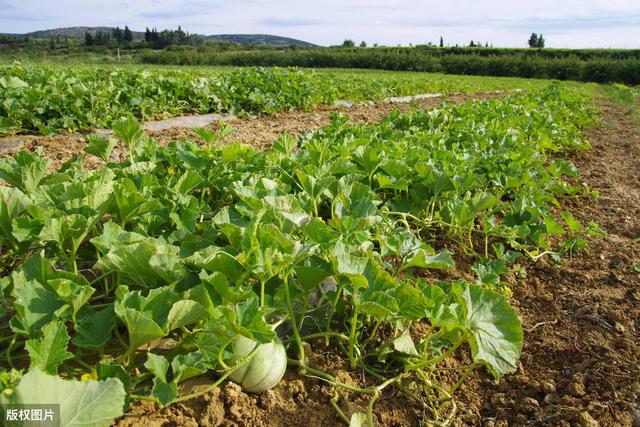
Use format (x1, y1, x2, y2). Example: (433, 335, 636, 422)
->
(1, 0, 639, 48)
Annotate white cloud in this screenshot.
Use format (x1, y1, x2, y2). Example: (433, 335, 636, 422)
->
(1, 0, 639, 47)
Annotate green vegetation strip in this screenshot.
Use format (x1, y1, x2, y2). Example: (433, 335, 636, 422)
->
(139, 47, 640, 85)
(0, 83, 601, 425)
(0, 64, 556, 136)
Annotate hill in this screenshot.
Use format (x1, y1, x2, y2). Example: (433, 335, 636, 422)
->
(25, 26, 146, 40)
(206, 34, 316, 47)
(9, 27, 315, 46)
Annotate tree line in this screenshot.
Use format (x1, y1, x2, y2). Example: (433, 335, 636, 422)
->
(84, 26, 133, 46)
(84, 26, 204, 47)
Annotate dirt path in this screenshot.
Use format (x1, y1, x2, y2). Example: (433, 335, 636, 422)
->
(0, 92, 504, 171)
(451, 97, 640, 426)
(111, 97, 640, 427)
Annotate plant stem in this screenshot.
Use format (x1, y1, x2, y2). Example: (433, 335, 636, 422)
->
(5, 335, 17, 370)
(348, 307, 359, 370)
(287, 358, 369, 393)
(405, 335, 465, 371)
(217, 334, 238, 371)
(449, 363, 481, 395)
(330, 389, 351, 424)
(300, 332, 350, 342)
(282, 274, 305, 367)
(361, 319, 382, 348)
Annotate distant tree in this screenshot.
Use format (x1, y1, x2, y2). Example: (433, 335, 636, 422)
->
(94, 30, 111, 46)
(124, 26, 133, 43)
(469, 40, 475, 47)
(149, 28, 159, 43)
(176, 25, 186, 42)
(359, 40, 367, 48)
(373, 43, 378, 47)
(485, 42, 489, 47)
(439, 36, 443, 47)
(84, 31, 94, 46)
(528, 32, 539, 48)
(537, 34, 545, 48)
(342, 39, 355, 47)
(112, 26, 124, 44)
(49, 37, 55, 50)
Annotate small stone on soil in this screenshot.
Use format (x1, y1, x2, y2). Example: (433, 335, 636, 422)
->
(574, 411, 599, 427)
(567, 375, 587, 397)
(521, 397, 540, 413)
(542, 381, 556, 394)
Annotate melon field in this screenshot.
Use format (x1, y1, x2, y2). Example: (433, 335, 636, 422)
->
(0, 65, 638, 426)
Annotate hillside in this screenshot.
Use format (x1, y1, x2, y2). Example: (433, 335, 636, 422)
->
(206, 34, 316, 47)
(25, 26, 146, 40)
(9, 27, 315, 46)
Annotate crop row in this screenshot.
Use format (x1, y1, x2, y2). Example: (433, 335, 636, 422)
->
(0, 64, 556, 136)
(0, 83, 598, 425)
(0, 64, 335, 135)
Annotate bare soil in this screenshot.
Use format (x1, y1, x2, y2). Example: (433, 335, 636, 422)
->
(4, 93, 638, 426)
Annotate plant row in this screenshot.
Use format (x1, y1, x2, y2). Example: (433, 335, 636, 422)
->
(0, 63, 553, 136)
(0, 83, 599, 426)
(0, 65, 334, 135)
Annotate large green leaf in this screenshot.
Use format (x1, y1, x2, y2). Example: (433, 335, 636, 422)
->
(114, 307, 165, 350)
(458, 284, 523, 377)
(24, 321, 73, 375)
(403, 248, 454, 271)
(186, 246, 244, 282)
(0, 187, 31, 245)
(95, 238, 185, 286)
(72, 307, 116, 349)
(84, 135, 117, 163)
(11, 279, 64, 337)
(0, 151, 50, 194)
(166, 300, 207, 331)
(113, 178, 163, 226)
(2, 368, 125, 427)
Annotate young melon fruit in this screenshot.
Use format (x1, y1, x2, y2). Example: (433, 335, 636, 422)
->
(228, 335, 287, 393)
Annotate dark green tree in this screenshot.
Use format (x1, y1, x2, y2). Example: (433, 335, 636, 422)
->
(94, 30, 111, 46)
(124, 26, 133, 43)
(439, 36, 443, 47)
(342, 39, 355, 47)
(112, 26, 124, 44)
(537, 34, 545, 48)
(528, 32, 539, 48)
(359, 40, 367, 47)
(84, 31, 94, 46)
